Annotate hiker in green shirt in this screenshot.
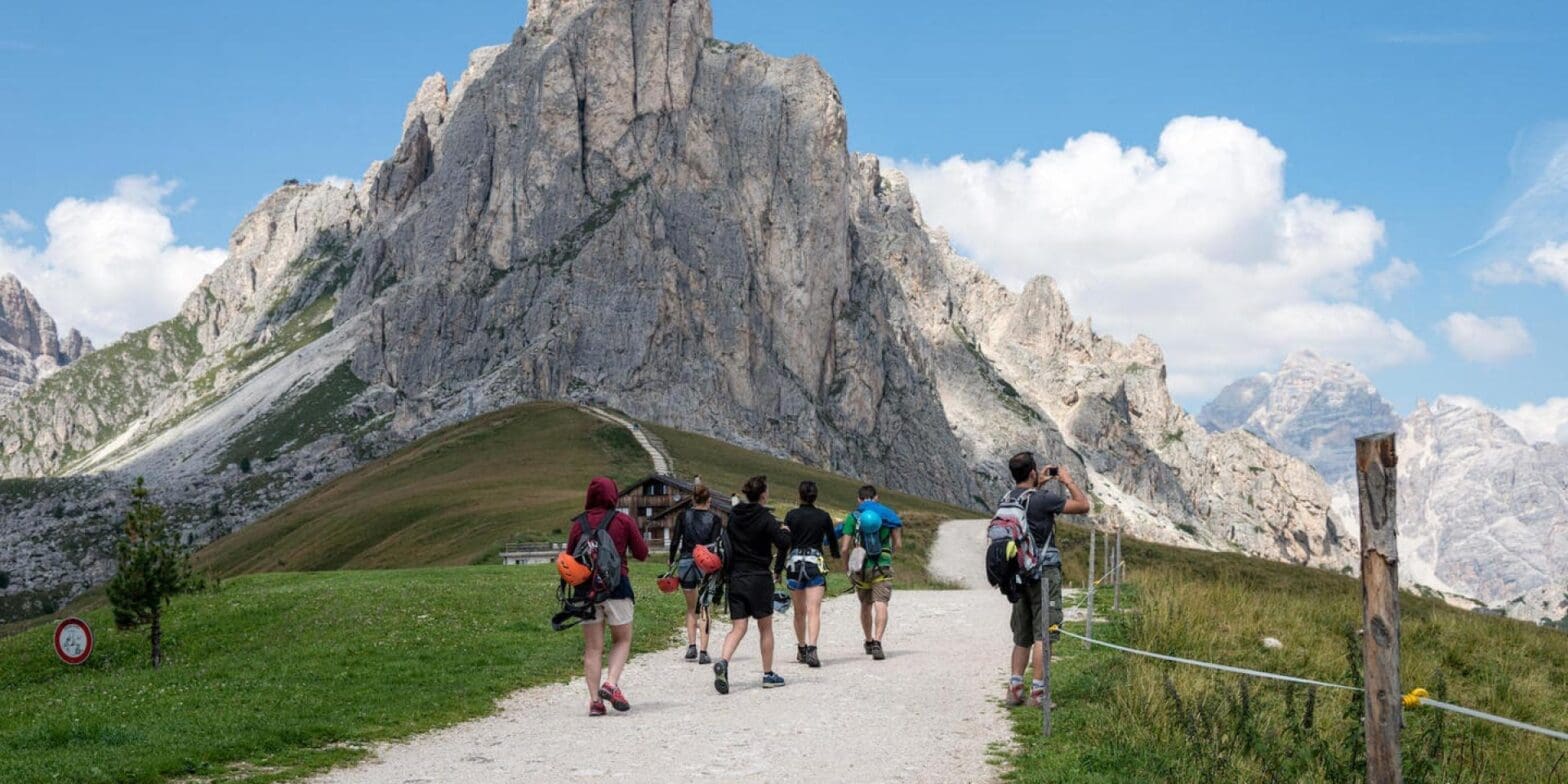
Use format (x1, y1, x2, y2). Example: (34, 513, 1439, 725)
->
(838, 485, 902, 661)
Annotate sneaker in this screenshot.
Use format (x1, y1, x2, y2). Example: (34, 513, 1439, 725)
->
(588, 700, 607, 717)
(762, 671, 786, 688)
(869, 640, 885, 661)
(803, 645, 821, 668)
(713, 659, 730, 695)
(684, 644, 698, 661)
(1005, 681, 1026, 707)
(698, 650, 712, 665)
(598, 683, 630, 712)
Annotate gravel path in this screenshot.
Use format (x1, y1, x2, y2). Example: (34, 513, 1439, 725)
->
(309, 519, 1020, 784)
(582, 406, 673, 475)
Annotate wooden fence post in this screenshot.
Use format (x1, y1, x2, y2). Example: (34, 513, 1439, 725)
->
(1357, 433, 1402, 784)
(1113, 529, 1122, 611)
(1085, 528, 1096, 648)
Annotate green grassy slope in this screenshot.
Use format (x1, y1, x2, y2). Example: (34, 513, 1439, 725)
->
(0, 563, 685, 784)
(196, 403, 650, 576)
(1008, 526, 1568, 783)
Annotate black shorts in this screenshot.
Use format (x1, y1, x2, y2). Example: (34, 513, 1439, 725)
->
(727, 572, 774, 620)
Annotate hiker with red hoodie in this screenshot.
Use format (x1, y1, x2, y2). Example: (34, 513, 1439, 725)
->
(566, 476, 649, 716)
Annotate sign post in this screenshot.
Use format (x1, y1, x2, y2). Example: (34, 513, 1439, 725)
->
(54, 617, 94, 665)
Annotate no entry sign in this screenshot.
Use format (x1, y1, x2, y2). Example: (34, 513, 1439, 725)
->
(54, 617, 93, 665)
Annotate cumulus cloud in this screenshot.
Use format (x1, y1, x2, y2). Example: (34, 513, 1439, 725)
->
(1436, 312, 1533, 363)
(1368, 257, 1420, 299)
(0, 176, 226, 344)
(1438, 394, 1568, 445)
(893, 116, 1425, 396)
(1476, 241, 1568, 293)
(0, 210, 30, 234)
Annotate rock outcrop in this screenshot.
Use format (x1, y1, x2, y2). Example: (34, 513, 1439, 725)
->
(0, 273, 91, 404)
(0, 0, 1351, 621)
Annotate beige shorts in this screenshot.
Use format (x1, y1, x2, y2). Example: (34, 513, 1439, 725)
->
(586, 598, 634, 627)
(855, 579, 893, 606)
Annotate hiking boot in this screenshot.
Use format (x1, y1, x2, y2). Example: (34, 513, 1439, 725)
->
(762, 671, 786, 688)
(864, 640, 875, 655)
(803, 645, 821, 668)
(1005, 681, 1026, 707)
(869, 640, 886, 661)
(588, 700, 607, 717)
(713, 659, 730, 695)
(684, 644, 698, 661)
(796, 644, 807, 663)
(1028, 684, 1054, 710)
(698, 650, 712, 665)
(598, 683, 630, 712)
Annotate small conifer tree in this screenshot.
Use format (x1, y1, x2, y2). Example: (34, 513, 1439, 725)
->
(107, 478, 197, 668)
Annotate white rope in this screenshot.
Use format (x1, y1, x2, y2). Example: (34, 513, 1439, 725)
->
(1416, 697, 1568, 743)
(1056, 628, 1362, 692)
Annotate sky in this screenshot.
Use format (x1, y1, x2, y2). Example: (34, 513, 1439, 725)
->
(1, 0, 1564, 436)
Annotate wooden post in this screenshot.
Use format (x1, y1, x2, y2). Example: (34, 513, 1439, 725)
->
(1085, 528, 1096, 648)
(1356, 433, 1402, 784)
(1113, 529, 1122, 611)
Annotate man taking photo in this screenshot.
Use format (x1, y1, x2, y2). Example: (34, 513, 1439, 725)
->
(1001, 451, 1089, 708)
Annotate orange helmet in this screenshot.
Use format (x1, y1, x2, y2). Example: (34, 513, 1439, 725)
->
(556, 552, 591, 586)
(693, 544, 723, 575)
(656, 575, 680, 594)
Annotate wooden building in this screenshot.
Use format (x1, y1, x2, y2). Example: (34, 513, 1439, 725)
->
(617, 474, 732, 548)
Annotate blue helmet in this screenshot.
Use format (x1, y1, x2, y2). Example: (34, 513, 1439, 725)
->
(859, 509, 883, 532)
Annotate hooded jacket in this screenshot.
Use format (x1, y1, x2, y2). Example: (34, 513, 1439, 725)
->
(725, 501, 790, 577)
(567, 477, 650, 594)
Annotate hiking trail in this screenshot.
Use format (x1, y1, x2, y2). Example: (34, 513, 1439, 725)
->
(308, 519, 1048, 783)
(583, 405, 673, 475)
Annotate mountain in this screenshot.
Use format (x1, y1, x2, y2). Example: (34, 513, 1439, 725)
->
(0, 274, 92, 404)
(0, 0, 1349, 622)
(1201, 352, 1567, 623)
(1198, 349, 1399, 483)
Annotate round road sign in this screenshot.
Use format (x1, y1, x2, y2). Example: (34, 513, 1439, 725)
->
(54, 617, 93, 665)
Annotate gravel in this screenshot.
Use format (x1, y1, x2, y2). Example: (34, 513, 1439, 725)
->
(310, 520, 1013, 784)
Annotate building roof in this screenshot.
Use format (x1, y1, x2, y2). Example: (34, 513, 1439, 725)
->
(619, 474, 734, 515)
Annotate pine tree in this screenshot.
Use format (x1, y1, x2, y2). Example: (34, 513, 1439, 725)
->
(106, 478, 197, 668)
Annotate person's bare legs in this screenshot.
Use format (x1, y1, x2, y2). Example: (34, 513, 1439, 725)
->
(682, 588, 699, 646)
(873, 600, 889, 642)
(758, 616, 775, 672)
(582, 620, 605, 701)
(605, 622, 633, 687)
(805, 585, 825, 645)
(790, 588, 808, 646)
(859, 599, 873, 642)
(699, 607, 711, 652)
(1011, 644, 1029, 679)
(721, 616, 750, 661)
(1030, 639, 1045, 683)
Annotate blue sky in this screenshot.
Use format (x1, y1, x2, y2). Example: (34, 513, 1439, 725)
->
(1, 0, 1564, 424)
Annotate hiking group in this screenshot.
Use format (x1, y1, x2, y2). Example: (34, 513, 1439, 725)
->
(552, 473, 904, 715)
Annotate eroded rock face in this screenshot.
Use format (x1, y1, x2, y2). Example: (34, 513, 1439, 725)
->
(0, 0, 1353, 620)
(0, 274, 91, 404)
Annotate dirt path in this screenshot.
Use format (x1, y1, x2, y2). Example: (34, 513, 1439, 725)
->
(311, 520, 1017, 784)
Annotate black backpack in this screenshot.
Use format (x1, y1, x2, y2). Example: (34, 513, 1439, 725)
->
(683, 509, 719, 547)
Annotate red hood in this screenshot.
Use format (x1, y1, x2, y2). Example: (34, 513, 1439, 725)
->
(585, 476, 620, 510)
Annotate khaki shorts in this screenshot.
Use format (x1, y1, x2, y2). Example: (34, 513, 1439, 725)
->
(855, 574, 893, 606)
(586, 598, 634, 627)
(1010, 566, 1062, 647)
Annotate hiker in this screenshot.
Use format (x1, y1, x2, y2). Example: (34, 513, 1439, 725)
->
(781, 480, 840, 668)
(839, 484, 903, 660)
(1000, 452, 1088, 708)
(669, 481, 721, 664)
(713, 475, 792, 694)
(566, 476, 650, 716)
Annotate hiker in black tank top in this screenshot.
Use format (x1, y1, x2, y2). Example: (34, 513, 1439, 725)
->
(782, 480, 839, 668)
(669, 483, 720, 663)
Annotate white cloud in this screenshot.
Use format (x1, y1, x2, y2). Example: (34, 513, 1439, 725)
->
(893, 116, 1426, 396)
(0, 176, 226, 344)
(0, 210, 30, 234)
(320, 175, 355, 190)
(1368, 257, 1420, 299)
(1437, 394, 1568, 445)
(1436, 312, 1533, 363)
(1476, 241, 1568, 293)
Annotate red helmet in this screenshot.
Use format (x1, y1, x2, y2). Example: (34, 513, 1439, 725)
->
(656, 575, 680, 594)
(693, 544, 722, 575)
(556, 553, 591, 586)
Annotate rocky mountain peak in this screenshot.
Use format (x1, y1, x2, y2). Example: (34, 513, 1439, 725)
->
(0, 273, 91, 404)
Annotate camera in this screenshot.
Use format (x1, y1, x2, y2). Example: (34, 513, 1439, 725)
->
(1047, 466, 1059, 478)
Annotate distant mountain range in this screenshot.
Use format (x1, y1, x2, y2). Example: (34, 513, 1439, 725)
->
(0, 274, 92, 404)
(1202, 350, 1567, 623)
(0, 0, 1349, 621)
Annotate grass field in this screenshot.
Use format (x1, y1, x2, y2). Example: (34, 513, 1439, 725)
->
(0, 563, 687, 784)
(1006, 525, 1568, 783)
